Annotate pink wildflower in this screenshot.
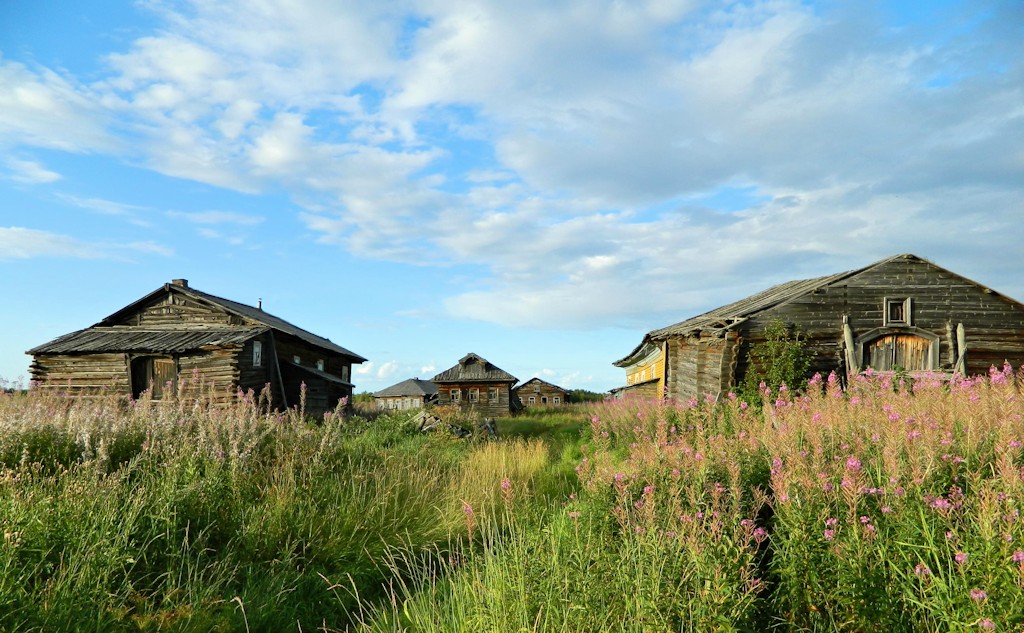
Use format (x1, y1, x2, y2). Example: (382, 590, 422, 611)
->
(914, 563, 930, 577)
(1012, 550, 1024, 563)
(824, 529, 835, 541)
(979, 619, 995, 630)
(955, 552, 968, 564)
(970, 588, 987, 602)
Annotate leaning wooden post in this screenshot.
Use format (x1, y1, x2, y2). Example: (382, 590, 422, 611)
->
(843, 315, 857, 382)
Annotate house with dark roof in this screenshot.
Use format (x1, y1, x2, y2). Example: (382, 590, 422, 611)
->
(373, 378, 439, 411)
(513, 377, 569, 407)
(432, 353, 519, 416)
(27, 279, 366, 416)
(615, 254, 1024, 401)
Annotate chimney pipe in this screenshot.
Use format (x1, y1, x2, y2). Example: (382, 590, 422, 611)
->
(171, 279, 189, 288)
(258, 298, 263, 310)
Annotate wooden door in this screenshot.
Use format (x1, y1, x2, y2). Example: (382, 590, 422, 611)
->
(131, 356, 177, 398)
(865, 334, 931, 371)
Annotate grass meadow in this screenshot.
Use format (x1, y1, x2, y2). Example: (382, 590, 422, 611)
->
(2, 367, 1024, 631)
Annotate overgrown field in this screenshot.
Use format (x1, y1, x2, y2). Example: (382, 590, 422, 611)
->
(3, 368, 1024, 631)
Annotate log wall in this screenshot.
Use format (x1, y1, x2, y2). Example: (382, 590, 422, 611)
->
(435, 382, 514, 417)
(29, 353, 131, 395)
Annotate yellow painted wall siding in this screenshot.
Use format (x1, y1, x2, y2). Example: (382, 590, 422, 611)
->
(623, 350, 666, 398)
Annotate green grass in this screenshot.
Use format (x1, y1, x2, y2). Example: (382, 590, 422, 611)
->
(5, 369, 1024, 631)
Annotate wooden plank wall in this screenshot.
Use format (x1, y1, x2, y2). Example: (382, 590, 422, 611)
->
(116, 294, 241, 327)
(737, 256, 1024, 379)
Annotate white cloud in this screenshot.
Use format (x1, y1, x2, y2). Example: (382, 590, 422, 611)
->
(56, 193, 149, 216)
(0, 227, 102, 259)
(0, 227, 173, 261)
(3, 157, 61, 184)
(1, 1, 1021, 329)
(167, 210, 264, 225)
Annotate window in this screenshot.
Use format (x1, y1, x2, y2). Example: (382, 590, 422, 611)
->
(884, 297, 912, 326)
(533, 385, 541, 392)
(488, 387, 498, 402)
(252, 341, 263, 367)
(315, 359, 325, 371)
(342, 366, 350, 382)
(553, 396, 561, 404)
(293, 355, 301, 364)
(451, 389, 461, 403)
(469, 388, 479, 403)
(528, 396, 536, 404)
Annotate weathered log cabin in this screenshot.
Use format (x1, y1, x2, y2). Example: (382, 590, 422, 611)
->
(432, 353, 519, 416)
(373, 378, 439, 411)
(513, 377, 569, 406)
(27, 279, 366, 417)
(614, 254, 1024, 401)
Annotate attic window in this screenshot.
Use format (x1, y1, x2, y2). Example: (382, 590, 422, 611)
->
(293, 355, 301, 364)
(253, 341, 263, 367)
(884, 297, 912, 326)
(316, 359, 325, 371)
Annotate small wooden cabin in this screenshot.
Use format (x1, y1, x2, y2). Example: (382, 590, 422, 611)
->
(27, 279, 366, 417)
(615, 254, 1024, 401)
(514, 377, 569, 406)
(432, 353, 519, 417)
(373, 378, 439, 411)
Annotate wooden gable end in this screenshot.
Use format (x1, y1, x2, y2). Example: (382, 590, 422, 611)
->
(109, 291, 247, 328)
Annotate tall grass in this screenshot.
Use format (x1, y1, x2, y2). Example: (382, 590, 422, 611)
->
(0, 385, 563, 632)
(7, 366, 1024, 631)
(355, 366, 1024, 632)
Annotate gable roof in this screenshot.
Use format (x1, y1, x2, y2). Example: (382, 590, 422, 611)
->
(27, 326, 268, 355)
(373, 378, 439, 398)
(94, 281, 366, 361)
(514, 377, 568, 392)
(617, 253, 1022, 364)
(432, 353, 518, 384)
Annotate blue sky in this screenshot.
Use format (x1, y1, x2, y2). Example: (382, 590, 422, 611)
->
(2, 0, 1022, 393)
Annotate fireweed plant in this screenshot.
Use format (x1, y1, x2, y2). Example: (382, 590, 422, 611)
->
(359, 366, 1024, 632)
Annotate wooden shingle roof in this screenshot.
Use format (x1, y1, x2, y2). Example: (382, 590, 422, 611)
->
(432, 353, 518, 384)
(97, 282, 366, 361)
(28, 326, 268, 354)
(616, 254, 964, 365)
(514, 377, 567, 392)
(373, 378, 439, 398)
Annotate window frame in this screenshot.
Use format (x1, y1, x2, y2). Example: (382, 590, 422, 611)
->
(883, 297, 913, 326)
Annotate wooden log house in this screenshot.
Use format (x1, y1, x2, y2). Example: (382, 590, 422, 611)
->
(27, 279, 366, 417)
(373, 378, 439, 411)
(513, 377, 569, 406)
(614, 254, 1024, 401)
(432, 353, 519, 416)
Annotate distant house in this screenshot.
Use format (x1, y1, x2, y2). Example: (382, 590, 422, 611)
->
(614, 254, 1024, 401)
(514, 377, 569, 407)
(373, 378, 438, 411)
(27, 279, 366, 417)
(432, 353, 519, 416)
